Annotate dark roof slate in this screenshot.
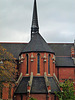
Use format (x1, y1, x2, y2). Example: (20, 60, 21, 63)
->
(1, 43, 27, 59)
(15, 77, 60, 94)
(15, 77, 30, 94)
(1, 43, 73, 58)
(48, 77, 60, 93)
(31, 0, 39, 29)
(56, 57, 75, 67)
(1, 43, 75, 67)
(31, 77, 47, 94)
(21, 33, 54, 54)
(48, 43, 73, 56)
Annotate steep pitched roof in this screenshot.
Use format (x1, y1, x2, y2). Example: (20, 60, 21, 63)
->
(20, 0, 54, 54)
(15, 77, 30, 94)
(31, 77, 60, 94)
(48, 43, 73, 56)
(56, 57, 75, 67)
(14, 76, 60, 94)
(31, 0, 39, 33)
(48, 43, 75, 66)
(21, 33, 54, 54)
(0, 43, 26, 59)
(48, 77, 60, 93)
(31, 77, 47, 94)
(1, 43, 75, 67)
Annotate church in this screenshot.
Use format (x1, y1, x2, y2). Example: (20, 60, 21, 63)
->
(0, 0, 75, 100)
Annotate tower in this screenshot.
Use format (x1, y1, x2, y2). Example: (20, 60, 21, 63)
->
(14, 0, 60, 100)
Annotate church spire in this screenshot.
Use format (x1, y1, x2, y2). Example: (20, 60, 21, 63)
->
(31, 0, 39, 37)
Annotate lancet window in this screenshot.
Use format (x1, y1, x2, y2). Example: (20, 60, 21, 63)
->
(37, 53, 40, 73)
(26, 54, 29, 74)
(48, 54, 50, 74)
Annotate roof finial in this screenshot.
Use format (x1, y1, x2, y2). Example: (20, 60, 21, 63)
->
(31, 0, 39, 37)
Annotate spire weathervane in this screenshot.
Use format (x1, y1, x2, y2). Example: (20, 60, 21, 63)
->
(31, 0, 39, 38)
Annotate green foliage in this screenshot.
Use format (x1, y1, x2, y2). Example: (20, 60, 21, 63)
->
(29, 97, 37, 100)
(55, 80, 75, 100)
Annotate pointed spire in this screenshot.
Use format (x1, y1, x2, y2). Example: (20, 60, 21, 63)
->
(31, 0, 39, 36)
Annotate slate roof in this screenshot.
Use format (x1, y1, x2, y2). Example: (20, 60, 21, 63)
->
(56, 57, 75, 67)
(48, 43, 75, 66)
(0, 43, 27, 59)
(15, 76, 60, 94)
(48, 43, 73, 56)
(1, 43, 73, 57)
(20, 0, 54, 54)
(21, 33, 54, 54)
(48, 77, 60, 93)
(15, 77, 30, 94)
(31, 0, 39, 30)
(0, 43, 75, 67)
(31, 77, 47, 94)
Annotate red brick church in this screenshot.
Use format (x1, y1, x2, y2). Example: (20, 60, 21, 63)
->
(0, 0, 75, 100)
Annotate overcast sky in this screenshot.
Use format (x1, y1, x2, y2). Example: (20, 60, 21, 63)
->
(0, 0, 75, 43)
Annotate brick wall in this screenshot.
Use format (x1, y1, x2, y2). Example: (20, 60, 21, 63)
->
(56, 67, 75, 82)
(1, 82, 15, 100)
(19, 53, 55, 77)
(15, 94, 57, 100)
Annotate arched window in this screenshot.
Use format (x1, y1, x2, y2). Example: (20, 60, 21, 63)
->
(37, 53, 40, 73)
(48, 54, 50, 74)
(26, 54, 29, 74)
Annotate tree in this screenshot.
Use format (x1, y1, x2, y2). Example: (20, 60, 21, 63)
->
(29, 97, 37, 100)
(0, 44, 17, 81)
(55, 80, 75, 100)
(0, 44, 17, 98)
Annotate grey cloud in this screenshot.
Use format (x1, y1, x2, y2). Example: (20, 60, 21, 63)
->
(0, 0, 75, 43)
